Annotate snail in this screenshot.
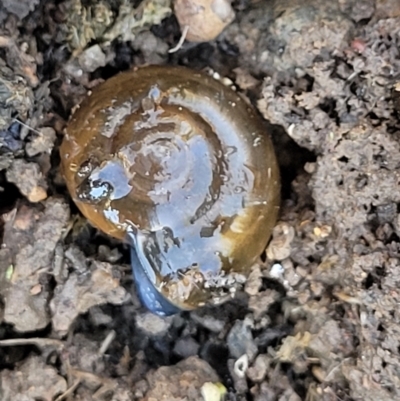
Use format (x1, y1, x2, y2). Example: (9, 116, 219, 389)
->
(60, 65, 280, 316)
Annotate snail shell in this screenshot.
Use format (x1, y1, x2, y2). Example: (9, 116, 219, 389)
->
(60, 65, 280, 314)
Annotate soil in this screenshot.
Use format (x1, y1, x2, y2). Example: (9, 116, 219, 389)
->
(1, 0, 400, 400)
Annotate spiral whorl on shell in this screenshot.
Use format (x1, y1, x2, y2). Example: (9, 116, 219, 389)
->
(60, 65, 280, 312)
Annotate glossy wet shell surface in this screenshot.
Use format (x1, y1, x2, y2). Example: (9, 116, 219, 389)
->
(60, 65, 280, 310)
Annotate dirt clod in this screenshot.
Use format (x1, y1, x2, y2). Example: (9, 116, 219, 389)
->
(1, 198, 69, 332)
(6, 159, 47, 202)
(0, 356, 67, 401)
(50, 260, 128, 335)
(144, 356, 220, 401)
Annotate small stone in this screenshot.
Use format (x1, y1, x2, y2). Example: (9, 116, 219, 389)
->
(78, 45, 107, 73)
(29, 284, 42, 295)
(191, 311, 226, 333)
(173, 336, 200, 358)
(27, 185, 47, 202)
(227, 319, 257, 360)
(244, 266, 263, 296)
(133, 379, 149, 399)
(269, 263, 284, 280)
(248, 289, 280, 319)
(233, 68, 259, 90)
(376, 0, 400, 17)
(266, 222, 295, 261)
(284, 262, 302, 287)
(132, 32, 169, 65)
(88, 306, 113, 326)
(174, 0, 234, 42)
(313, 224, 332, 238)
(135, 312, 173, 337)
(2, 0, 40, 19)
(310, 280, 324, 297)
(26, 127, 56, 157)
(247, 354, 270, 383)
(6, 159, 47, 203)
(297, 289, 311, 305)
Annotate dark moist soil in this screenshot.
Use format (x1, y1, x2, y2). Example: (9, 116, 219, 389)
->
(1, 0, 400, 400)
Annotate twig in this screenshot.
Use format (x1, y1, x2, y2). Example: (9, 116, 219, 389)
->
(99, 330, 116, 355)
(0, 337, 64, 349)
(54, 379, 81, 401)
(13, 118, 42, 135)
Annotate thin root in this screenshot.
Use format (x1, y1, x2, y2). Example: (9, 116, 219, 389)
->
(169, 25, 189, 53)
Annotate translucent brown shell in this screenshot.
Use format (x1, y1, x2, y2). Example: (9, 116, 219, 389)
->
(60, 65, 280, 313)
